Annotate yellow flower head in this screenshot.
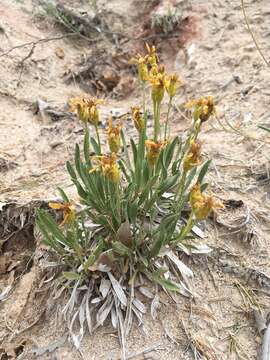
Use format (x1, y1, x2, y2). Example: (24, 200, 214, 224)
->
(185, 96, 216, 122)
(145, 140, 165, 167)
(145, 43, 158, 68)
(49, 202, 76, 226)
(130, 54, 149, 82)
(190, 184, 224, 220)
(90, 153, 120, 183)
(183, 139, 202, 172)
(165, 73, 182, 98)
(69, 96, 104, 125)
(148, 70, 166, 104)
(131, 106, 145, 132)
(106, 117, 122, 153)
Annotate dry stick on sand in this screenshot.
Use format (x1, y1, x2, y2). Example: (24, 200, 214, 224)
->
(241, 0, 270, 68)
(16, 43, 36, 87)
(0, 33, 81, 58)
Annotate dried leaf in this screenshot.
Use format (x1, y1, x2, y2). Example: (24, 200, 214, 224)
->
(166, 251, 193, 278)
(132, 304, 143, 325)
(116, 219, 132, 247)
(191, 224, 206, 238)
(96, 297, 113, 326)
(0, 285, 12, 301)
(62, 280, 79, 319)
(262, 323, 270, 360)
(139, 286, 154, 299)
(91, 297, 101, 304)
(111, 306, 118, 329)
(133, 298, 146, 314)
(99, 278, 111, 298)
(151, 293, 159, 320)
(108, 272, 127, 307)
(69, 310, 81, 350)
(179, 280, 193, 297)
(191, 243, 212, 254)
(79, 301, 86, 330)
(86, 289, 92, 334)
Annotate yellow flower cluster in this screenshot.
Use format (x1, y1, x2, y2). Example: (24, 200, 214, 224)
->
(183, 139, 202, 172)
(165, 74, 180, 99)
(90, 153, 120, 183)
(107, 117, 122, 153)
(190, 184, 223, 220)
(49, 202, 76, 225)
(145, 140, 166, 167)
(69, 96, 121, 183)
(69, 96, 104, 125)
(130, 44, 182, 102)
(131, 107, 145, 133)
(185, 96, 216, 122)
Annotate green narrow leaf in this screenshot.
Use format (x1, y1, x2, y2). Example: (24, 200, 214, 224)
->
(197, 160, 211, 184)
(144, 270, 181, 292)
(130, 138, 137, 167)
(158, 174, 179, 196)
(184, 167, 197, 191)
(135, 131, 146, 189)
(36, 215, 55, 249)
(83, 126, 91, 165)
(83, 254, 95, 271)
(172, 159, 181, 174)
(127, 199, 138, 223)
(75, 143, 84, 181)
(112, 242, 132, 256)
(154, 213, 179, 243)
(57, 187, 69, 203)
(138, 175, 159, 206)
(66, 160, 88, 199)
(83, 239, 105, 271)
(90, 137, 100, 155)
(63, 271, 81, 280)
(142, 159, 150, 184)
(118, 159, 131, 182)
(150, 228, 166, 257)
(200, 182, 209, 192)
(66, 161, 77, 180)
(95, 173, 106, 203)
(152, 275, 181, 292)
(37, 210, 67, 245)
(74, 180, 88, 199)
(120, 129, 131, 168)
(258, 125, 270, 132)
(164, 136, 179, 168)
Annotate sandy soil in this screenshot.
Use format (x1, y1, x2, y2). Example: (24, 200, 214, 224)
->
(1, 0, 270, 359)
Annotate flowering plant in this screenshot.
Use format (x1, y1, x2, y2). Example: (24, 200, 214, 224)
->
(36, 45, 222, 355)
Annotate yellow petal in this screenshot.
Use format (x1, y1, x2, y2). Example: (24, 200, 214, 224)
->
(49, 202, 64, 210)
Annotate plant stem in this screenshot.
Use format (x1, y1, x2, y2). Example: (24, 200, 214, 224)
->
(94, 123, 101, 154)
(142, 81, 146, 115)
(176, 170, 187, 200)
(193, 119, 201, 140)
(153, 100, 157, 141)
(164, 97, 172, 140)
(116, 183, 121, 220)
(180, 213, 194, 239)
(157, 103, 161, 138)
(120, 129, 131, 169)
